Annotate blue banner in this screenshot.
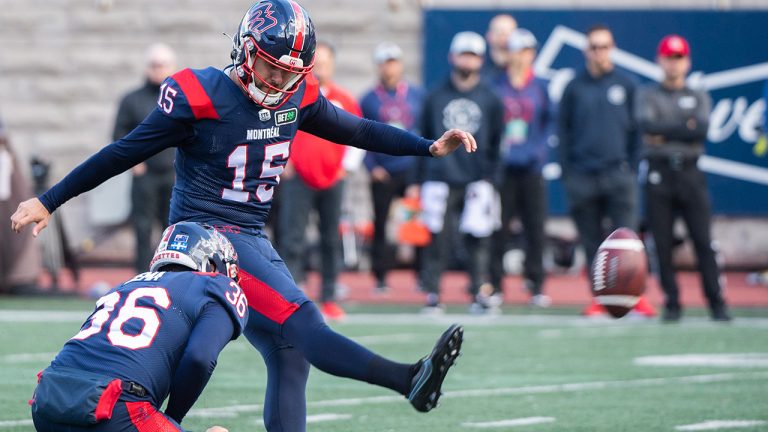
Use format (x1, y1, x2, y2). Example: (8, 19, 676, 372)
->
(423, 10, 768, 215)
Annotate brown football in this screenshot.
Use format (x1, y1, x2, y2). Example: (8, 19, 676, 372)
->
(590, 227, 648, 318)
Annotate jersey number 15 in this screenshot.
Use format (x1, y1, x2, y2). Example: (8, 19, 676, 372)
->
(223, 141, 290, 203)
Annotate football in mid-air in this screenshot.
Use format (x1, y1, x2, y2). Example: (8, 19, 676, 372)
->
(590, 227, 648, 318)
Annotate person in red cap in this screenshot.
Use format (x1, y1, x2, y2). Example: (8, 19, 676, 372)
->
(635, 34, 731, 322)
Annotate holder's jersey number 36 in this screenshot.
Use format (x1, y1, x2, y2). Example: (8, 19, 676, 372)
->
(72, 287, 172, 350)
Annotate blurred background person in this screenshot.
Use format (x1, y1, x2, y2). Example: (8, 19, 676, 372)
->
(557, 24, 655, 317)
(482, 13, 518, 82)
(112, 43, 177, 273)
(489, 29, 553, 308)
(361, 41, 425, 293)
(277, 41, 362, 322)
(635, 35, 731, 321)
(0, 114, 43, 295)
(412, 31, 504, 313)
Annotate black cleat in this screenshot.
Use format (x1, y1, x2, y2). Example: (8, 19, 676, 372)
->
(407, 324, 463, 412)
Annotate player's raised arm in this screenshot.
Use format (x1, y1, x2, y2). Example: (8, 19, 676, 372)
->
(299, 90, 477, 158)
(10, 100, 193, 236)
(429, 128, 478, 156)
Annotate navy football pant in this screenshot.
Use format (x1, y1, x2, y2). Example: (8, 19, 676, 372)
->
(221, 228, 413, 432)
(32, 400, 182, 432)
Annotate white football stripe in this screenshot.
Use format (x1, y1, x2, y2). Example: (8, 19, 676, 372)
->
(675, 420, 767, 431)
(462, 417, 556, 428)
(0, 420, 33, 428)
(635, 353, 768, 368)
(595, 295, 640, 308)
(600, 238, 644, 251)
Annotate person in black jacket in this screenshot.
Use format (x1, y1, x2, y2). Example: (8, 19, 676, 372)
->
(635, 35, 730, 322)
(113, 43, 177, 273)
(411, 31, 504, 313)
(557, 24, 655, 317)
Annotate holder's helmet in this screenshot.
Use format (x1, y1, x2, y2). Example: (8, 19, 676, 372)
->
(150, 222, 239, 281)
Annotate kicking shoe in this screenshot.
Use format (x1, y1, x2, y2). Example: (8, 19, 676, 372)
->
(632, 296, 657, 318)
(582, 300, 608, 317)
(321, 301, 347, 321)
(408, 324, 463, 412)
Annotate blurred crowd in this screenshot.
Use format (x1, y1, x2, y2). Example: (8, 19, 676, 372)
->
(4, 13, 764, 322)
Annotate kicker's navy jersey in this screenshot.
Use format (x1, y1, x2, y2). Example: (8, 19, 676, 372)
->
(48, 271, 247, 408)
(161, 67, 319, 228)
(38, 67, 433, 229)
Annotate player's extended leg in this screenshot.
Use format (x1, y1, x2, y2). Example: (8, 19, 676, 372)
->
(283, 303, 464, 412)
(223, 230, 463, 421)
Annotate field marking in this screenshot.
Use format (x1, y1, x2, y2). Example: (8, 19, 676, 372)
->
(1, 352, 57, 363)
(0, 420, 33, 427)
(185, 371, 768, 419)
(635, 353, 768, 368)
(675, 420, 768, 430)
(254, 413, 352, 426)
(0, 310, 86, 322)
(462, 417, 556, 428)
(3, 310, 768, 328)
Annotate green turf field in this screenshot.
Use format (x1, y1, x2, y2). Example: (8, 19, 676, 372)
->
(1, 298, 767, 431)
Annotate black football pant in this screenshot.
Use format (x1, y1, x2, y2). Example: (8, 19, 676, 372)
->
(420, 185, 490, 297)
(563, 167, 638, 273)
(277, 176, 343, 303)
(489, 170, 547, 295)
(369, 172, 409, 284)
(130, 173, 173, 273)
(644, 161, 726, 314)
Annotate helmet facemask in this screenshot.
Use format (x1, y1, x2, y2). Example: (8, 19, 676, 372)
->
(234, 34, 313, 109)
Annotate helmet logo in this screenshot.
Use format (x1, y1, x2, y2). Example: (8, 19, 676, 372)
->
(249, 3, 278, 34)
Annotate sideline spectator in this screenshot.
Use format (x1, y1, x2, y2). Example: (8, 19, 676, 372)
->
(489, 29, 552, 308)
(0, 115, 42, 294)
(277, 41, 362, 321)
(361, 41, 425, 293)
(636, 35, 731, 322)
(557, 24, 655, 317)
(482, 14, 518, 82)
(413, 31, 504, 313)
(113, 43, 177, 273)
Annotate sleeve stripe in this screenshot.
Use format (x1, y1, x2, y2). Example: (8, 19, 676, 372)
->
(172, 69, 220, 120)
(299, 74, 320, 109)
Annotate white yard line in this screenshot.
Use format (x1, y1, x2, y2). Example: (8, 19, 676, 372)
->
(184, 371, 768, 418)
(0, 420, 33, 428)
(635, 353, 768, 368)
(254, 413, 352, 425)
(462, 417, 556, 428)
(675, 420, 768, 431)
(3, 310, 768, 328)
(1, 352, 57, 363)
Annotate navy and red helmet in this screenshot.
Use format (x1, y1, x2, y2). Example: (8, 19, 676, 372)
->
(150, 222, 239, 281)
(231, 0, 316, 109)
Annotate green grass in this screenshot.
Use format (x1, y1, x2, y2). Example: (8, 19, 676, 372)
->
(1, 298, 767, 431)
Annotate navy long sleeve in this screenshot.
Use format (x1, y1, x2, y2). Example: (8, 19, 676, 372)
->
(39, 110, 193, 213)
(299, 93, 434, 157)
(164, 301, 236, 424)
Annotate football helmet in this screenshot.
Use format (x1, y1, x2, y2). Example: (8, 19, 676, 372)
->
(231, 0, 316, 109)
(150, 222, 239, 281)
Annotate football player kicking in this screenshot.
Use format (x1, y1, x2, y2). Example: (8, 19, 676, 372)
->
(30, 222, 247, 431)
(12, 1, 468, 430)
